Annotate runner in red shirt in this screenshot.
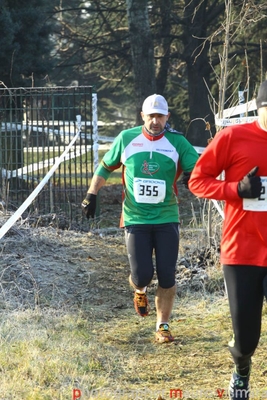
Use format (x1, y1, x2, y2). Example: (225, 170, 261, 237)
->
(189, 80, 267, 400)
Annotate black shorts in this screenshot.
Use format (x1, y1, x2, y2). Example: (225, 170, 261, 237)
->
(124, 223, 179, 289)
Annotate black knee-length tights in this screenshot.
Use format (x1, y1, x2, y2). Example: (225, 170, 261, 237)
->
(223, 265, 267, 373)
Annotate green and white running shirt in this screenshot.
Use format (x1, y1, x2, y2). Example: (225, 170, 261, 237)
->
(95, 125, 199, 227)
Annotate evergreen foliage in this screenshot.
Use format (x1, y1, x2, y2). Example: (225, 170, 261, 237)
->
(0, 0, 55, 87)
(0, 0, 266, 144)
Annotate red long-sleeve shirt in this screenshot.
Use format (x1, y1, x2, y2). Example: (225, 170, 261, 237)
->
(189, 121, 267, 266)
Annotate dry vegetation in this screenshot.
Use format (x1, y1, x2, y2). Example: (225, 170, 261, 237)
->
(0, 183, 267, 399)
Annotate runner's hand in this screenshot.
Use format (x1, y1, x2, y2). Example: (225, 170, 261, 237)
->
(181, 172, 191, 189)
(237, 166, 262, 198)
(81, 193, 97, 218)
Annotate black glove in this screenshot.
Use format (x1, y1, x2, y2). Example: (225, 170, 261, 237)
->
(237, 166, 262, 198)
(181, 172, 191, 189)
(81, 193, 97, 218)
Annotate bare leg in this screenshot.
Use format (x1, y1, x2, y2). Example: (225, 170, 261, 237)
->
(155, 284, 176, 324)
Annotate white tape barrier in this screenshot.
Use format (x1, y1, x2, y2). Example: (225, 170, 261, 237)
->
(5, 103, 252, 234)
(1, 142, 112, 181)
(211, 199, 224, 219)
(2, 120, 124, 141)
(3, 146, 95, 179)
(215, 99, 258, 126)
(2, 148, 87, 180)
(0, 115, 82, 240)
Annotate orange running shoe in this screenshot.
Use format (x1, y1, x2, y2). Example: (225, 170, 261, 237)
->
(155, 324, 174, 343)
(133, 292, 149, 317)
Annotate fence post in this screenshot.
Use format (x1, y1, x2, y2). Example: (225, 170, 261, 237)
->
(92, 92, 100, 217)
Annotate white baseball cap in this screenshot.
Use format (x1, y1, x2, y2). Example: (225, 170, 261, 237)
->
(142, 94, 168, 115)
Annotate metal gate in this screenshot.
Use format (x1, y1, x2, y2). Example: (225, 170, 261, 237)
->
(0, 86, 97, 230)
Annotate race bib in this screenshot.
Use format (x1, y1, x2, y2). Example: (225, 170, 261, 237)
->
(243, 176, 267, 211)
(133, 177, 166, 204)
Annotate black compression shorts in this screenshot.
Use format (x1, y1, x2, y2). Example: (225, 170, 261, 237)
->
(124, 223, 179, 289)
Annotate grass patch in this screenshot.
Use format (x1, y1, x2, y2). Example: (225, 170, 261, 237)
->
(0, 297, 267, 399)
(1, 188, 267, 399)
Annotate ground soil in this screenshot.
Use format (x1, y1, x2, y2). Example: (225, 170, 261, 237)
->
(0, 182, 222, 313)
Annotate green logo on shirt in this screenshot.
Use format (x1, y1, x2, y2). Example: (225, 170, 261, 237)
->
(141, 160, 160, 175)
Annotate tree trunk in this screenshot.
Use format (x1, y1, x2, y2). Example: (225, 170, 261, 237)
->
(155, 0, 172, 94)
(126, 0, 156, 125)
(182, 0, 215, 146)
(186, 60, 214, 146)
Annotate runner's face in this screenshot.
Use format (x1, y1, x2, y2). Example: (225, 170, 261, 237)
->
(141, 112, 170, 135)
